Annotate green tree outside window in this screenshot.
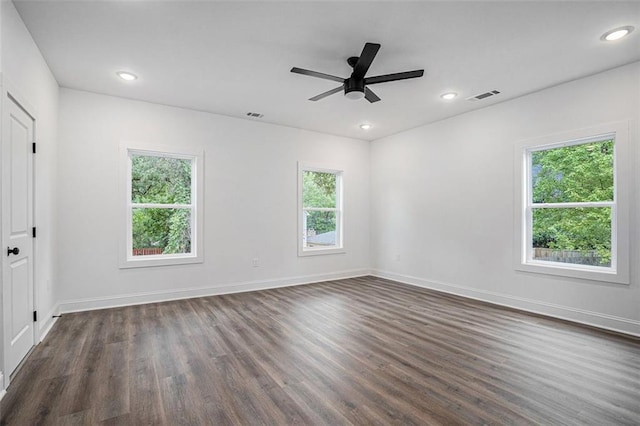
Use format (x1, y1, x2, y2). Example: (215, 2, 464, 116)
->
(131, 154, 193, 256)
(531, 139, 614, 266)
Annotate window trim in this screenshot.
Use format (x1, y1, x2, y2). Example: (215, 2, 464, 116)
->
(120, 144, 204, 268)
(513, 122, 630, 284)
(298, 162, 345, 256)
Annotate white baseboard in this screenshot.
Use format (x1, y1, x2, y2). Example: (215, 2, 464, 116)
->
(38, 305, 60, 342)
(58, 269, 371, 314)
(372, 269, 640, 338)
(0, 371, 5, 402)
(54, 268, 639, 337)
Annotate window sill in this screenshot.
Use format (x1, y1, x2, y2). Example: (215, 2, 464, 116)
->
(298, 247, 346, 257)
(516, 260, 629, 285)
(120, 254, 203, 269)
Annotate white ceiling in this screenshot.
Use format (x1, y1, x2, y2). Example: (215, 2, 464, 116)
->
(13, 1, 640, 141)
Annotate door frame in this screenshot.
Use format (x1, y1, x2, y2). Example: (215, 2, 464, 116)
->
(0, 74, 38, 390)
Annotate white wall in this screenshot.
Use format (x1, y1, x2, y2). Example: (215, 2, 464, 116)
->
(57, 89, 370, 311)
(1, 0, 59, 347)
(371, 62, 640, 335)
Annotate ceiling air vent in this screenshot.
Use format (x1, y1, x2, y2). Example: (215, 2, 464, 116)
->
(246, 112, 264, 118)
(466, 90, 501, 102)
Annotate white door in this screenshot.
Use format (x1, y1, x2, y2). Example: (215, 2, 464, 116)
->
(2, 94, 35, 380)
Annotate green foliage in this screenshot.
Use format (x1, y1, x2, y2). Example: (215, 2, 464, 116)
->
(531, 140, 613, 263)
(132, 208, 172, 249)
(165, 209, 191, 254)
(303, 171, 337, 235)
(131, 155, 192, 254)
(132, 155, 191, 204)
(305, 211, 336, 237)
(303, 171, 336, 208)
(532, 208, 611, 264)
(532, 140, 613, 203)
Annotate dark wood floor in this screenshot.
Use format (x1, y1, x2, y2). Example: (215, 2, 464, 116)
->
(1, 276, 639, 425)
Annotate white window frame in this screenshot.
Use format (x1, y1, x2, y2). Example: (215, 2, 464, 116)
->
(298, 162, 344, 256)
(120, 145, 204, 268)
(514, 122, 630, 284)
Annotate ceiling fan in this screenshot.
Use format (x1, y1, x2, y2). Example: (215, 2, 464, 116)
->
(291, 42, 424, 103)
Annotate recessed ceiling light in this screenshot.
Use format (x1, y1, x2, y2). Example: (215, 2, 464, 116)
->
(360, 123, 372, 130)
(440, 92, 458, 100)
(116, 71, 138, 81)
(601, 26, 634, 42)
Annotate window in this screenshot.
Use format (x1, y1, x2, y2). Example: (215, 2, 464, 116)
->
(515, 122, 629, 284)
(121, 147, 203, 268)
(298, 163, 344, 256)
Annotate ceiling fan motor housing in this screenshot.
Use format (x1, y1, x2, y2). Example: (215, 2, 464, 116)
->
(344, 77, 365, 99)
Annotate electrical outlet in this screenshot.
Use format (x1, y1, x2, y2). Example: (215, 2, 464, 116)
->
(252, 258, 259, 268)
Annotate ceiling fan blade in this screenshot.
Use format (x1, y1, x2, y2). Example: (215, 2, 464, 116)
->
(352, 42, 381, 79)
(365, 70, 424, 85)
(291, 67, 344, 83)
(364, 87, 381, 103)
(309, 86, 343, 101)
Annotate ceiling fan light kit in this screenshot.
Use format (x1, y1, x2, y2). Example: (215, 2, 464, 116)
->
(345, 77, 366, 100)
(291, 42, 424, 103)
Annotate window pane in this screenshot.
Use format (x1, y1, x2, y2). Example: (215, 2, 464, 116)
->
(531, 139, 613, 203)
(303, 171, 336, 208)
(532, 207, 611, 267)
(132, 208, 191, 256)
(131, 154, 192, 204)
(303, 210, 337, 248)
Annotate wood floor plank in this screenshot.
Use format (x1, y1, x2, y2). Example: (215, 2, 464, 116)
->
(1, 277, 639, 425)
